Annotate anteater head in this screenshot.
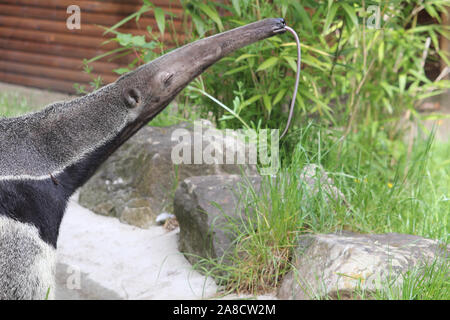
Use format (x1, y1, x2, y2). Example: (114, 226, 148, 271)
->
(0, 18, 285, 183)
(107, 18, 286, 144)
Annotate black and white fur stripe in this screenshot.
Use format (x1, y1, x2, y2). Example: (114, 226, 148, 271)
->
(0, 103, 125, 299)
(0, 82, 134, 299)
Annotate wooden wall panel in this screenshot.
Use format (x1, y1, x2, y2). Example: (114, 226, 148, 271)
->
(0, 0, 184, 93)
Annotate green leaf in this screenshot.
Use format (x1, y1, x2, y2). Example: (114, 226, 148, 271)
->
(224, 65, 249, 76)
(424, 4, 440, 20)
(301, 89, 330, 114)
(154, 7, 165, 35)
(197, 3, 224, 31)
(113, 67, 130, 75)
(382, 97, 393, 114)
(283, 56, 297, 72)
(296, 91, 305, 113)
(272, 88, 287, 106)
(131, 35, 146, 47)
(256, 57, 279, 72)
(341, 3, 358, 28)
(235, 53, 256, 62)
(103, 5, 152, 35)
(380, 82, 393, 98)
(378, 40, 384, 63)
(323, 2, 339, 35)
(429, 30, 440, 51)
(191, 13, 206, 37)
(141, 41, 157, 49)
(437, 50, 450, 67)
(85, 47, 128, 64)
(327, 0, 333, 11)
(263, 94, 272, 113)
(117, 33, 133, 46)
(232, 0, 241, 16)
(399, 74, 406, 93)
(292, 3, 312, 32)
(241, 94, 262, 109)
(115, 33, 146, 48)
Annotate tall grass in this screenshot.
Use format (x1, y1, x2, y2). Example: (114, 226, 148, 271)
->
(194, 123, 449, 295)
(353, 257, 449, 300)
(0, 93, 32, 118)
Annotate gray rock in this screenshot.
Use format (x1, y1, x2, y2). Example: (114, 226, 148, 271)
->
(79, 122, 256, 228)
(174, 174, 261, 266)
(278, 232, 448, 300)
(297, 164, 346, 204)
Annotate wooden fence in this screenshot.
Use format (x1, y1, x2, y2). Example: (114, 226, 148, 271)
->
(0, 2, 447, 93)
(0, 0, 183, 93)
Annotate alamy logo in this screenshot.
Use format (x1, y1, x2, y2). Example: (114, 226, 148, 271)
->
(65, 265, 81, 290)
(171, 121, 280, 175)
(366, 5, 381, 29)
(66, 5, 81, 30)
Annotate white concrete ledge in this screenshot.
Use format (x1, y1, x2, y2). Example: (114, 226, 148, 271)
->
(56, 198, 218, 300)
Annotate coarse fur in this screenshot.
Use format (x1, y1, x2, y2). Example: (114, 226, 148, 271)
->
(0, 19, 286, 299)
(0, 216, 56, 300)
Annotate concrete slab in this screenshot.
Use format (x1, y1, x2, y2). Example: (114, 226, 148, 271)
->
(56, 197, 219, 300)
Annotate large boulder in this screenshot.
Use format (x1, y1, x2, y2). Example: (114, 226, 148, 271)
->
(78, 121, 256, 228)
(277, 233, 448, 300)
(174, 174, 261, 266)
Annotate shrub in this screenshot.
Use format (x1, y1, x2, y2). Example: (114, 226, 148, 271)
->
(85, 0, 450, 139)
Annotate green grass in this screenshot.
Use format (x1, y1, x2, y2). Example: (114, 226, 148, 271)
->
(316, 125, 449, 241)
(376, 257, 449, 300)
(352, 257, 449, 300)
(194, 123, 449, 297)
(0, 92, 33, 118)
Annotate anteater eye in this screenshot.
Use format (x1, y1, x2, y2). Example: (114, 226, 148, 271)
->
(162, 73, 174, 87)
(124, 88, 142, 108)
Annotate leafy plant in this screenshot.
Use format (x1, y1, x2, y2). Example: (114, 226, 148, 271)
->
(81, 1, 177, 77)
(179, 0, 450, 136)
(83, 0, 449, 140)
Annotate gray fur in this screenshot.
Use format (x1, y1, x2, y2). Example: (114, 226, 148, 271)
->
(0, 84, 128, 180)
(0, 216, 56, 300)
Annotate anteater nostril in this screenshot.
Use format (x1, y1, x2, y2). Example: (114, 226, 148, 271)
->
(278, 18, 286, 26)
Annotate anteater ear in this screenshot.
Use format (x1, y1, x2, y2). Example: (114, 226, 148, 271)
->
(123, 88, 142, 108)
